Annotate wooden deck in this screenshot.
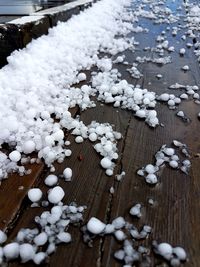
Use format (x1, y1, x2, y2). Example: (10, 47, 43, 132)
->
(1, 0, 200, 266)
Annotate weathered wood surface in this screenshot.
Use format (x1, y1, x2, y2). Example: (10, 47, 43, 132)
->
(0, 0, 200, 266)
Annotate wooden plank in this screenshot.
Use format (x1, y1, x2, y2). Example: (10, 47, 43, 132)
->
(0, 162, 44, 231)
(101, 12, 200, 267)
(3, 1, 200, 266)
(8, 102, 131, 267)
(0, 107, 79, 232)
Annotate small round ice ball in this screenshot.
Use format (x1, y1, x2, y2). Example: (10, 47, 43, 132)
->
(44, 174, 58, 187)
(57, 232, 72, 243)
(48, 186, 65, 204)
(28, 188, 42, 203)
(9, 150, 21, 162)
(53, 130, 64, 141)
(3, 243, 20, 260)
(169, 160, 178, 169)
(34, 232, 48, 246)
(173, 247, 187, 261)
(157, 242, 173, 260)
(77, 72, 87, 81)
(106, 169, 113, 176)
(75, 136, 84, 143)
(100, 157, 112, 169)
(135, 109, 146, 118)
(159, 93, 170, 101)
(23, 140, 36, 154)
(33, 252, 46, 265)
(0, 230, 7, 244)
(164, 148, 175, 156)
(63, 168, 72, 181)
(89, 133, 98, 142)
(87, 217, 106, 234)
(145, 164, 156, 174)
(146, 174, 158, 184)
(19, 244, 35, 263)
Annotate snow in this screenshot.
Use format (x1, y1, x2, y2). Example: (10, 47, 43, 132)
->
(48, 186, 65, 204)
(87, 217, 106, 234)
(28, 188, 42, 203)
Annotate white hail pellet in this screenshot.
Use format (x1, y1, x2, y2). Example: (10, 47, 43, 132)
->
(23, 140, 36, 154)
(177, 111, 184, 117)
(114, 230, 126, 241)
(173, 247, 187, 261)
(63, 167, 72, 181)
(44, 174, 58, 187)
(100, 157, 112, 169)
(48, 186, 65, 204)
(9, 150, 21, 162)
(65, 149, 72, 157)
(33, 252, 46, 265)
(77, 72, 87, 82)
(146, 174, 158, 184)
(145, 164, 156, 174)
(87, 217, 106, 234)
(135, 109, 146, 118)
(106, 169, 113, 176)
(75, 136, 84, 143)
(180, 93, 188, 99)
(182, 65, 189, 71)
(163, 148, 175, 156)
(168, 99, 175, 106)
(157, 242, 173, 260)
(3, 243, 20, 260)
(179, 48, 186, 55)
(0, 230, 7, 244)
(112, 217, 126, 229)
(57, 232, 72, 243)
(28, 188, 42, 203)
(19, 244, 35, 263)
(169, 160, 178, 168)
(129, 204, 142, 218)
(34, 232, 48, 246)
(89, 133, 98, 142)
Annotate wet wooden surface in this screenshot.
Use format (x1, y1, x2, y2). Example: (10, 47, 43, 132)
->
(0, 0, 200, 266)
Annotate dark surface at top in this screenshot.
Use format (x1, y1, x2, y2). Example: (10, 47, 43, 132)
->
(0, 0, 75, 23)
(0, 0, 73, 15)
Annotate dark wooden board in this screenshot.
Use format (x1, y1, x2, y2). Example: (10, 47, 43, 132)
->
(1, 1, 200, 267)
